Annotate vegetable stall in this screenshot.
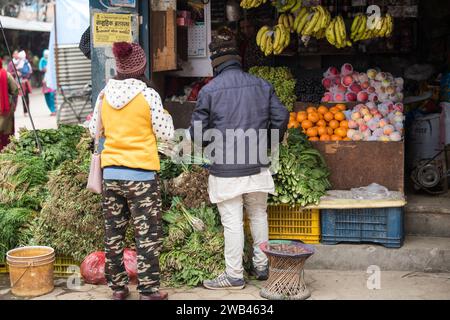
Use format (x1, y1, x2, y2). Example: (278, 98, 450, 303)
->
(2, 0, 447, 289)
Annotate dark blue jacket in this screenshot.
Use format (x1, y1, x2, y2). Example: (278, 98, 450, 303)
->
(190, 61, 289, 178)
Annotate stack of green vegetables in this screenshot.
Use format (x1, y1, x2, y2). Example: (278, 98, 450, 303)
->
(269, 129, 331, 206)
(0, 125, 87, 263)
(160, 197, 224, 287)
(249, 66, 297, 111)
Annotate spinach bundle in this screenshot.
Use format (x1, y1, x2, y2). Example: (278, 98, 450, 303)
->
(270, 129, 331, 206)
(0, 207, 36, 262)
(160, 198, 224, 287)
(0, 154, 48, 210)
(4, 125, 86, 170)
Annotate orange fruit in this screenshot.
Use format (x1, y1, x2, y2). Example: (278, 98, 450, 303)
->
(317, 126, 327, 136)
(329, 106, 340, 114)
(308, 112, 320, 123)
(318, 112, 324, 120)
(320, 134, 331, 141)
(288, 119, 299, 129)
(316, 119, 327, 127)
(335, 104, 346, 111)
(343, 137, 352, 141)
(329, 120, 340, 129)
(306, 106, 317, 113)
(331, 135, 342, 141)
(334, 127, 347, 138)
(326, 127, 334, 135)
(318, 105, 329, 114)
(309, 137, 319, 141)
(340, 120, 349, 128)
(296, 111, 308, 123)
(324, 112, 334, 122)
(306, 127, 318, 137)
(334, 111, 345, 121)
(290, 112, 297, 118)
(301, 120, 313, 129)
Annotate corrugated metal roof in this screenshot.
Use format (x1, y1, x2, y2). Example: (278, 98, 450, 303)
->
(55, 44, 92, 125)
(0, 15, 52, 32)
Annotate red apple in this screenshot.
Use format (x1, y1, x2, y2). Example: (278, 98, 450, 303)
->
(345, 92, 357, 102)
(368, 93, 378, 102)
(361, 81, 370, 89)
(357, 91, 368, 102)
(334, 93, 345, 102)
(334, 77, 342, 85)
(328, 66, 339, 76)
(359, 124, 369, 132)
(348, 120, 358, 129)
(322, 92, 333, 102)
(367, 87, 376, 94)
(349, 83, 362, 93)
(342, 75, 354, 87)
(341, 63, 354, 76)
(322, 78, 332, 89)
(336, 84, 347, 93)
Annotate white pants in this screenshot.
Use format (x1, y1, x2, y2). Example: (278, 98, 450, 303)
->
(217, 192, 269, 279)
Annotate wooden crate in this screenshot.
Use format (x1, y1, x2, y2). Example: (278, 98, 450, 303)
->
(312, 140, 404, 192)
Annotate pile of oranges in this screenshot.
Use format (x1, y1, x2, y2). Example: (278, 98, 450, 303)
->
(288, 104, 351, 141)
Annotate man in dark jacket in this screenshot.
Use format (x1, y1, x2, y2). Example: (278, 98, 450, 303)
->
(189, 28, 289, 290)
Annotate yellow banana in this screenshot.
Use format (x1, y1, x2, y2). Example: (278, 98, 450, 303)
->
(264, 36, 273, 56)
(303, 8, 320, 35)
(326, 19, 336, 45)
(256, 26, 270, 46)
(296, 10, 310, 34)
(290, 0, 302, 14)
(288, 14, 295, 31)
(273, 25, 282, 51)
(294, 7, 307, 30)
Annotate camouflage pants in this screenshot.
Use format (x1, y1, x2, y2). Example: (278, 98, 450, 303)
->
(102, 179, 163, 294)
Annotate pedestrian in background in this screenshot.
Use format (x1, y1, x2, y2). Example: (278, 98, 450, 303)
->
(0, 58, 19, 151)
(39, 49, 56, 116)
(15, 51, 33, 116)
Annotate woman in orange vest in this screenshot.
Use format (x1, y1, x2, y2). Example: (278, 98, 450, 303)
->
(89, 42, 174, 300)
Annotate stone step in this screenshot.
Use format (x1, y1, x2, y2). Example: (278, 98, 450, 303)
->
(405, 194, 450, 237)
(305, 236, 450, 273)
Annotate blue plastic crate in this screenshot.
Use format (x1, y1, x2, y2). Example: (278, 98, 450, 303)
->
(321, 207, 404, 248)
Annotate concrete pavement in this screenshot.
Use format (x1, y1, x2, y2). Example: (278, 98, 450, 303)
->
(14, 91, 57, 136)
(1, 270, 450, 300)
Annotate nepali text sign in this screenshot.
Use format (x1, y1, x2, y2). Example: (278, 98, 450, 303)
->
(93, 13, 132, 46)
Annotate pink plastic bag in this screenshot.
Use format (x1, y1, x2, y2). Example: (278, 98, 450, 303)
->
(80, 249, 138, 285)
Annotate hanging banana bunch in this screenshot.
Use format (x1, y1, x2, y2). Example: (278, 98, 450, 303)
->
(351, 13, 394, 42)
(295, 5, 331, 45)
(278, 13, 296, 33)
(256, 24, 291, 56)
(240, 0, 268, 10)
(326, 15, 352, 48)
(272, 0, 302, 13)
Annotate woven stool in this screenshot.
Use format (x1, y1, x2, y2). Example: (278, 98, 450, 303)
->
(259, 240, 315, 300)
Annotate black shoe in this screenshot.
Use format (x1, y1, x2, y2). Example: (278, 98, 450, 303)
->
(251, 266, 269, 281)
(112, 287, 129, 300)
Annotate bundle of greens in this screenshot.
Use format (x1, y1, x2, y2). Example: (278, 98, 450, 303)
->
(0, 206, 36, 262)
(249, 66, 297, 111)
(4, 125, 86, 170)
(0, 154, 48, 210)
(160, 197, 224, 287)
(270, 129, 331, 206)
